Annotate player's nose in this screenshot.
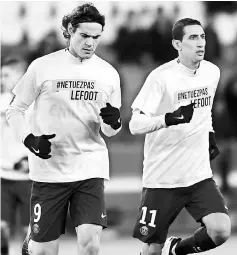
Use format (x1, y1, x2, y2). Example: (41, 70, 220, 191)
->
(197, 38, 205, 48)
(85, 37, 93, 47)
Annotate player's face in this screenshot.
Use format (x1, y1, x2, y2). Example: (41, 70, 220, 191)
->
(180, 25, 206, 64)
(1, 66, 24, 92)
(69, 22, 102, 59)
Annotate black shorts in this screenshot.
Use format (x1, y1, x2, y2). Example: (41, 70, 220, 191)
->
(1, 178, 32, 227)
(133, 178, 229, 244)
(30, 178, 107, 242)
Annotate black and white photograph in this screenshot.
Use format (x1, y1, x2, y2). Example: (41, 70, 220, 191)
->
(1, 1, 237, 255)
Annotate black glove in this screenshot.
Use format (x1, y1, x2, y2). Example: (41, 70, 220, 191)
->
(100, 103, 121, 130)
(14, 156, 29, 173)
(165, 103, 194, 127)
(209, 132, 220, 161)
(24, 133, 56, 159)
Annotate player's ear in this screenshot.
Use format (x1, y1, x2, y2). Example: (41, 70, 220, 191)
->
(172, 39, 182, 51)
(68, 23, 73, 35)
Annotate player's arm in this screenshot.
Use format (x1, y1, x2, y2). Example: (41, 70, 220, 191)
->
(6, 61, 55, 159)
(6, 61, 39, 143)
(208, 67, 221, 161)
(6, 96, 31, 143)
(208, 108, 219, 161)
(100, 70, 122, 137)
(129, 103, 194, 135)
(129, 70, 165, 135)
(129, 70, 194, 135)
(129, 110, 166, 135)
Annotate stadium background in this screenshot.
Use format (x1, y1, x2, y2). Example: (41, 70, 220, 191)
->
(1, 1, 237, 254)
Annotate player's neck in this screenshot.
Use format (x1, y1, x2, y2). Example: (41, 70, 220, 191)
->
(178, 57, 200, 71)
(67, 46, 84, 62)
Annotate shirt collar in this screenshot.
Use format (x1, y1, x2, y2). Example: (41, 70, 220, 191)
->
(176, 58, 201, 76)
(64, 48, 93, 64)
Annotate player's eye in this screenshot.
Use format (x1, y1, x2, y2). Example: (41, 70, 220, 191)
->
(81, 34, 89, 38)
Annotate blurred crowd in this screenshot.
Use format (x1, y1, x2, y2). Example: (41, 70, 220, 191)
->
(1, 1, 237, 244)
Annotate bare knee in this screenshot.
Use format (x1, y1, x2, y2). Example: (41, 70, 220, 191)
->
(147, 243, 163, 255)
(77, 231, 100, 247)
(28, 239, 59, 255)
(76, 224, 102, 255)
(208, 224, 231, 245)
(78, 233, 101, 255)
(77, 237, 100, 255)
(85, 242, 100, 255)
(205, 214, 231, 245)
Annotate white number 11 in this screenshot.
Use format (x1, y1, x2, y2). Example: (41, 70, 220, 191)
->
(139, 206, 157, 227)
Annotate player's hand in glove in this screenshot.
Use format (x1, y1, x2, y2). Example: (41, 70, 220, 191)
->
(165, 103, 194, 127)
(100, 103, 121, 130)
(24, 133, 56, 159)
(209, 132, 220, 161)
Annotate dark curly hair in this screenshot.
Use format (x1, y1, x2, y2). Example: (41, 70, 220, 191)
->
(172, 18, 202, 41)
(61, 3, 105, 39)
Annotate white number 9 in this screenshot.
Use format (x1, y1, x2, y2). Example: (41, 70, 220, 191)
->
(33, 203, 41, 222)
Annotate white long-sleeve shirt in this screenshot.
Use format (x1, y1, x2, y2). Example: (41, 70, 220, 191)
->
(6, 49, 121, 182)
(0, 92, 30, 180)
(129, 59, 220, 188)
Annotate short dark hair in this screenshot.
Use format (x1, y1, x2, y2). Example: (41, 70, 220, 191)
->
(62, 3, 105, 39)
(172, 18, 202, 41)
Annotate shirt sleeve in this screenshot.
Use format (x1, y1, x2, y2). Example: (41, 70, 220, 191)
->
(6, 97, 32, 143)
(100, 69, 122, 137)
(131, 70, 164, 117)
(100, 123, 122, 137)
(12, 60, 41, 106)
(108, 70, 121, 109)
(6, 60, 41, 143)
(208, 66, 220, 132)
(129, 110, 166, 135)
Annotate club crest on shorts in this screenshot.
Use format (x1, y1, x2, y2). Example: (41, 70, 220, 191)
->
(32, 224, 40, 234)
(140, 226, 148, 235)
